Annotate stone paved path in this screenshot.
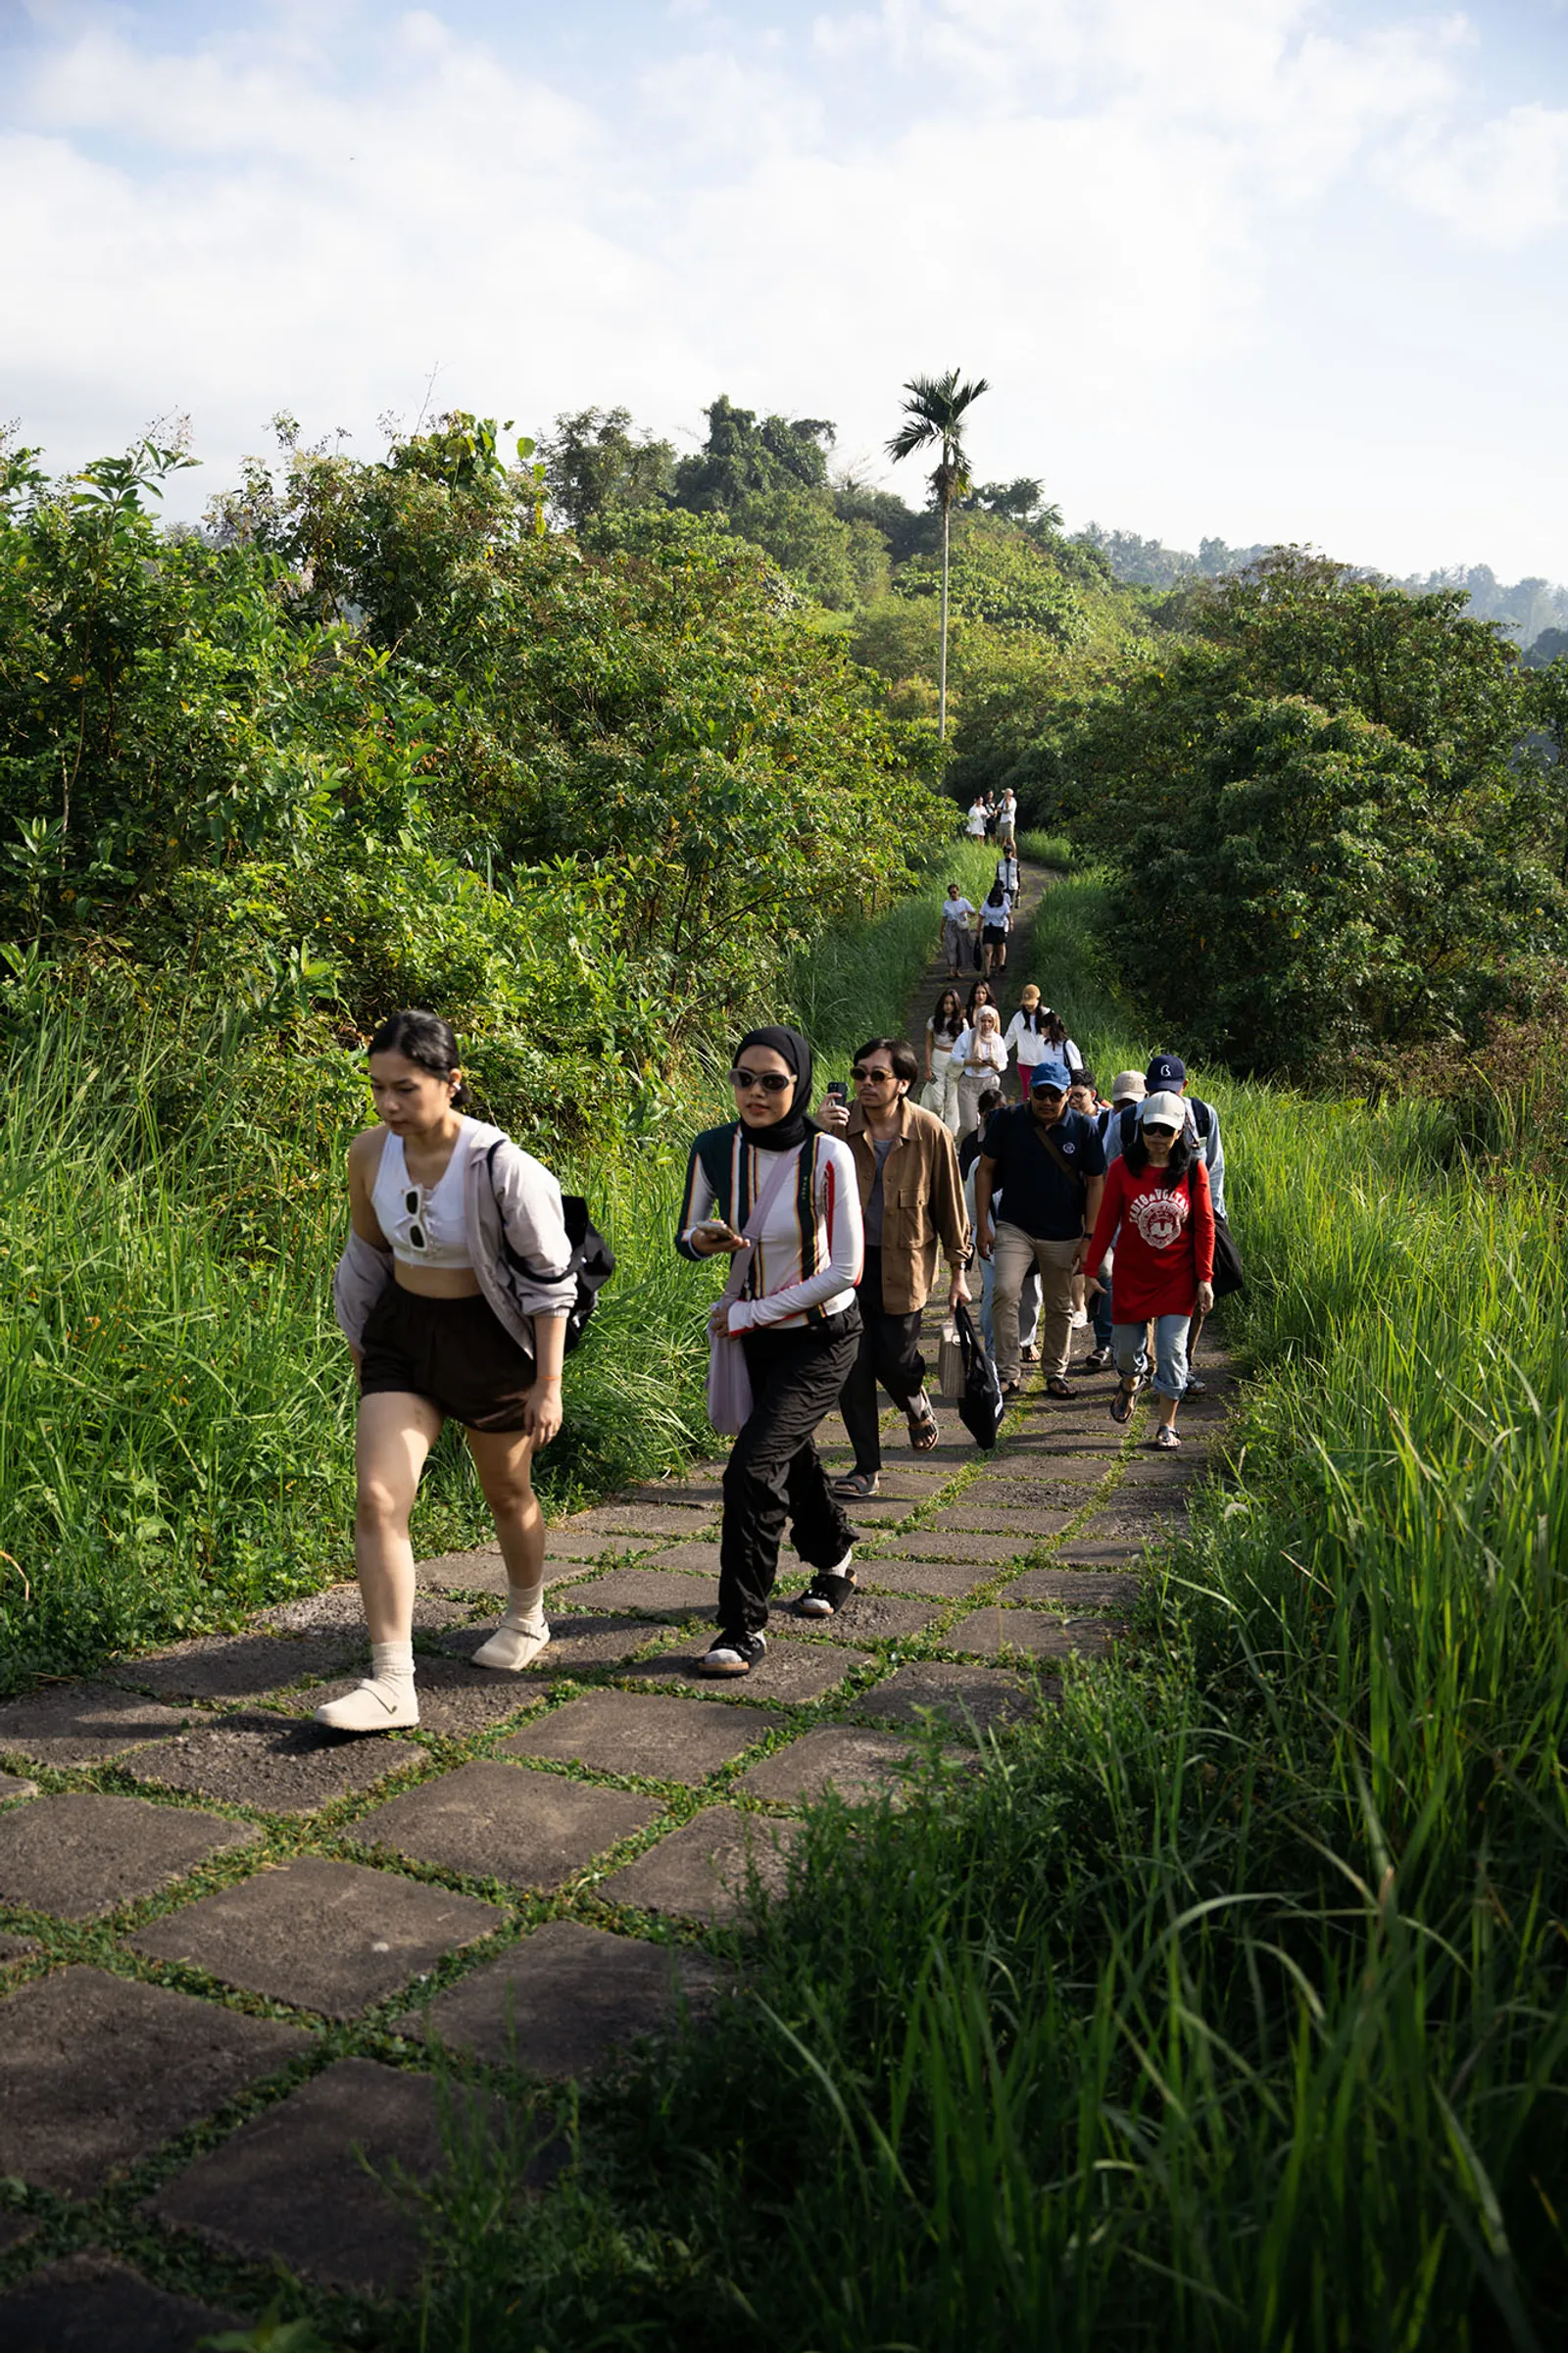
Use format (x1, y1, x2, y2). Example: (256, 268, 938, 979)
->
(0, 860, 1237, 2345)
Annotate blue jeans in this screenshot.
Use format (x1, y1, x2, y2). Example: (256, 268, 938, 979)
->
(1112, 1314, 1190, 1402)
(1091, 1257, 1113, 1349)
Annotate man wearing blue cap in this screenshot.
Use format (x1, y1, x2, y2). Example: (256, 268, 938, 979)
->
(975, 1058, 1106, 1397)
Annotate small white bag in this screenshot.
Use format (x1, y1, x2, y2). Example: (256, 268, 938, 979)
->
(705, 1152, 800, 1437)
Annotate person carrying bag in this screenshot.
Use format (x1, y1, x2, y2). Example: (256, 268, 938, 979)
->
(677, 1026, 863, 1677)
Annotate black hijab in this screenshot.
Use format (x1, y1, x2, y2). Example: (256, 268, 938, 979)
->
(732, 1024, 816, 1154)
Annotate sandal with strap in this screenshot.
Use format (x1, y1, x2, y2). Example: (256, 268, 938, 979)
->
(831, 1470, 880, 1499)
(1153, 1423, 1183, 1449)
(906, 1394, 941, 1452)
(795, 1561, 858, 1618)
(1110, 1379, 1138, 1426)
(1045, 1376, 1076, 1400)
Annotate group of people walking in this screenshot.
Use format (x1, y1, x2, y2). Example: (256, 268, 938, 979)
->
(317, 944, 1228, 1718)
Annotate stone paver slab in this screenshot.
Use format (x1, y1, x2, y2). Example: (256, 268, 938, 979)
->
(838, 1496, 913, 1527)
(0, 1791, 259, 1920)
(1052, 1540, 1142, 1568)
(1085, 1510, 1187, 1548)
(123, 1710, 418, 1813)
(109, 1630, 363, 1704)
(599, 1804, 801, 1924)
(922, 1505, 1075, 1540)
(351, 1759, 658, 1889)
(501, 1689, 780, 1783)
(624, 1638, 872, 1705)
(407, 1918, 726, 2075)
(945, 1608, 1117, 1661)
(853, 1660, 1039, 1737)
(0, 1682, 191, 1769)
(441, 1614, 675, 1675)
(1004, 1569, 1143, 1610)
(0, 1770, 38, 1801)
(624, 1481, 724, 1506)
(856, 1560, 990, 1599)
(148, 2057, 506, 2296)
(0, 2253, 241, 2352)
(790, 1594, 942, 1646)
(863, 1530, 1030, 1566)
(564, 1504, 718, 1540)
(551, 1568, 718, 1617)
(739, 1724, 962, 1804)
(631, 1540, 722, 1573)
(306, 1654, 555, 1741)
(0, 1966, 309, 2195)
(129, 1854, 499, 2018)
(263, 1582, 469, 1633)
(415, 1544, 513, 1593)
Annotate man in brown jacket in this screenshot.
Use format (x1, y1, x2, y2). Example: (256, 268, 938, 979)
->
(817, 1035, 971, 1496)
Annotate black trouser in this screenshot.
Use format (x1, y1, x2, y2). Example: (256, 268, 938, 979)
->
(718, 1310, 860, 1638)
(839, 1248, 927, 1478)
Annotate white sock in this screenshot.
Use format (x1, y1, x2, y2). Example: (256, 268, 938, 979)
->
(471, 1584, 550, 1673)
(315, 1640, 418, 1732)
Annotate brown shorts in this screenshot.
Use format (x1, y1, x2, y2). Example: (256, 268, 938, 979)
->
(359, 1283, 536, 1433)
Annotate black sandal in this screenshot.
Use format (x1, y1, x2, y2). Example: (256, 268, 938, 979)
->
(1045, 1376, 1076, 1399)
(906, 1394, 941, 1452)
(1110, 1379, 1138, 1425)
(795, 1570, 858, 1619)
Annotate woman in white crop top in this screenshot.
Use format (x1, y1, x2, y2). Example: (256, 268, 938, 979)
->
(318, 1008, 577, 1736)
(678, 1023, 862, 1677)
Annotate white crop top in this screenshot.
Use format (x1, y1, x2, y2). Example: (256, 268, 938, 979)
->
(371, 1125, 476, 1269)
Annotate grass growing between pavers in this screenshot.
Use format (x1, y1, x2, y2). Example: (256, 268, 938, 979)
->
(371, 875, 1568, 2353)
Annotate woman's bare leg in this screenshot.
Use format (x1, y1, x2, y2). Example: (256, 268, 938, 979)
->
(467, 1426, 550, 1670)
(317, 1389, 440, 1731)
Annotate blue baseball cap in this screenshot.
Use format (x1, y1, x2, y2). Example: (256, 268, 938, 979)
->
(1030, 1059, 1073, 1094)
(1145, 1053, 1187, 1087)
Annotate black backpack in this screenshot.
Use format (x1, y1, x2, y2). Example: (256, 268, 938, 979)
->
(485, 1142, 614, 1355)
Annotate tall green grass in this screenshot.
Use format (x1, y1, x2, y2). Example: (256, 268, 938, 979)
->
(788, 836, 999, 1058)
(408, 872, 1568, 2351)
(0, 846, 977, 1689)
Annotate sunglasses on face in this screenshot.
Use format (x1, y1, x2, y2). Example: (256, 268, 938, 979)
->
(852, 1067, 895, 1084)
(403, 1186, 427, 1250)
(1143, 1122, 1178, 1139)
(729, 1068, 793, 1094)
(1033, 1087, 1066, 1102)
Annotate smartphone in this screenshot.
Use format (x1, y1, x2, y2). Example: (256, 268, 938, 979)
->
(824, 1080, 849, 1105)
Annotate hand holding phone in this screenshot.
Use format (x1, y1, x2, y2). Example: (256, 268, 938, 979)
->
(824, 1081, 849, 1104)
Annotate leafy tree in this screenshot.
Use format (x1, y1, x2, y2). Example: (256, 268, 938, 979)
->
(886, 367, 990, 742)
(672, 398, 835, 514)
(831, 478, 933, 564)
(894, 514, 1085, 641)
(536, 407, 674, 534)
(959, 478, 1063, 531)
(1057, 553, 1562, 1071)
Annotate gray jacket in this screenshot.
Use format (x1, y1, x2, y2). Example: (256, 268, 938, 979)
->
(332, 1121, 577, 1352)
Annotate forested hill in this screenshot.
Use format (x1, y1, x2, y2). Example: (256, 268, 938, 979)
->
(3, 397, 1566, 1122)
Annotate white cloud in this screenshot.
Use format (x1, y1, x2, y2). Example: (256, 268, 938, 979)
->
(0, 1, 1564, 574)
(1389, 101, 1568, 244)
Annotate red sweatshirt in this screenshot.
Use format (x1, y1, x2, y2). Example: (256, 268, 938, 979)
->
(1086, 1155, 1214, 1321)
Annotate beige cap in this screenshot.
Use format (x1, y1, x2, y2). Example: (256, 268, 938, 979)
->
(1109, 1069, 1146, 1104)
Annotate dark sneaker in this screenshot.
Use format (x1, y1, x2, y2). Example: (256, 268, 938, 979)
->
(699, 1630, 766, 1677)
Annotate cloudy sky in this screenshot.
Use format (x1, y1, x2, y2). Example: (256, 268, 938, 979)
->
(3, 0, 1565, 577)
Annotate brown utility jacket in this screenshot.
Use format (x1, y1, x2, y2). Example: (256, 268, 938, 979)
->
(843, 1098, 970, 1314)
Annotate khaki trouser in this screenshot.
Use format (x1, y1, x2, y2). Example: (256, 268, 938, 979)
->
(993, 1225, 1081, 1382)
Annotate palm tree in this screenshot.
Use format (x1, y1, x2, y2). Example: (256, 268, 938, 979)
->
(886, 368, 990, 741)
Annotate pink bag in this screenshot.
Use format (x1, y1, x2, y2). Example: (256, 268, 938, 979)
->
(705, 1152, 803, 1437)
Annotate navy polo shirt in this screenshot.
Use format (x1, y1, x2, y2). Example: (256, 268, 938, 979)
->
(981, 1103, 1105, 1241)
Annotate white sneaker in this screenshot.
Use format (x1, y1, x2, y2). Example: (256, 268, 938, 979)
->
(1069, 1307, 1089, 1329)
(315, 1677, 418, 1733)
(471, 1618, 551, 1672)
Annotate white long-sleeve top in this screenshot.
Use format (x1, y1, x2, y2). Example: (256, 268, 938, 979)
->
(950, 1026, 1008, 1082)
(1004, 1015, 1084, 1074)
(677, 1127, 862, 1331)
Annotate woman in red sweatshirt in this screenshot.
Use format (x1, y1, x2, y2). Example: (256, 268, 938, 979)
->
(1079, 1090, 1214, 1449)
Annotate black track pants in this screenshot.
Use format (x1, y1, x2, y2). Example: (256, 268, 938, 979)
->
(839, 1248, 927, 1477)
(718, 1311, 859, 1637)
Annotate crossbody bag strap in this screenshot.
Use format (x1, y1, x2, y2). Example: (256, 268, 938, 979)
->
(1032, 1119, 1086, 1201)
(717, 1146, 804, 1313)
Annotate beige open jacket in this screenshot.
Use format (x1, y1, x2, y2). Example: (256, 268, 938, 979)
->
(842, 1098, 970, 1314)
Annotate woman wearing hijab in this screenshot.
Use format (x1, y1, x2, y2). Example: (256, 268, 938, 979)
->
(676, 1027, 864, 1674)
